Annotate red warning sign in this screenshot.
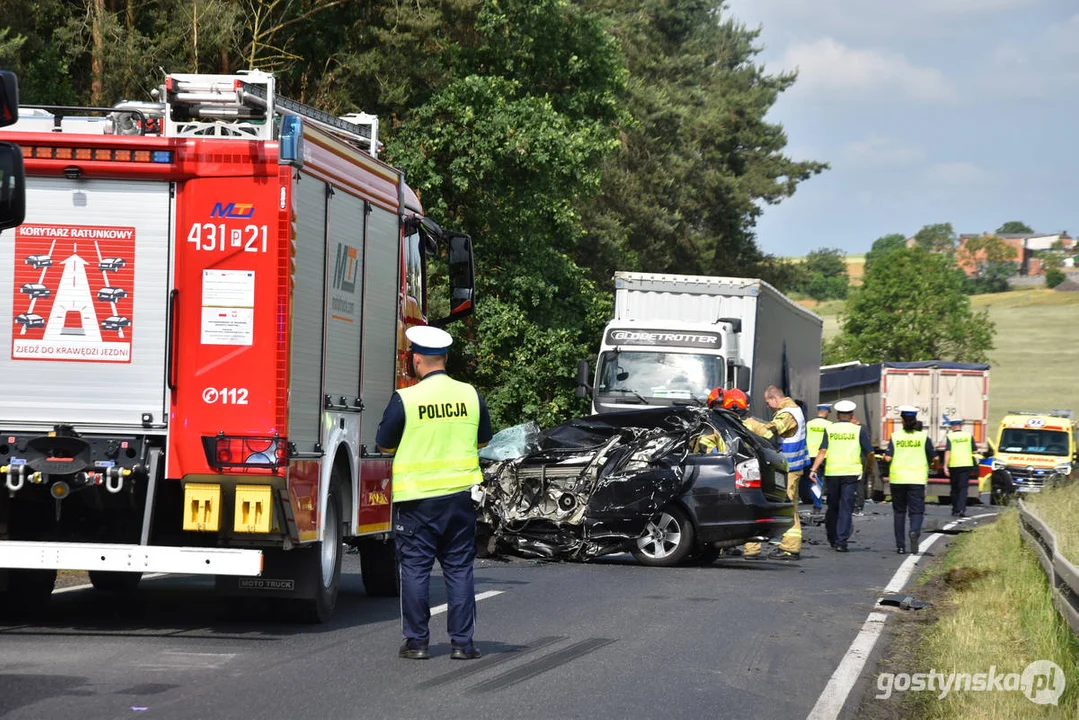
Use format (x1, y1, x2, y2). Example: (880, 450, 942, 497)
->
(11, 223, 136, 363)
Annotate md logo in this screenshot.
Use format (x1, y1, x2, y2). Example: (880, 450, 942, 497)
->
(333, 243, 359, 293)
(210, 202, 255, 219)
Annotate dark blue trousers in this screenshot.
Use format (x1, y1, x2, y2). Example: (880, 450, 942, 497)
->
(949, 466, 973, 515)
(891, 484, 925, 549)
(825, 475, 858, 548)
(394, 490, 477, 648)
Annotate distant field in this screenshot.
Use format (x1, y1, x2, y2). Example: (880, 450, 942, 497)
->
(802, 287, 1079, 429)
(971, 288, 1079, 429)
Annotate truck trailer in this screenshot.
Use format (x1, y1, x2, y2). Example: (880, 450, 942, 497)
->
(0, 71, 476, 621)
(577, 272, 823, 419)
(819, 360, 990, 501)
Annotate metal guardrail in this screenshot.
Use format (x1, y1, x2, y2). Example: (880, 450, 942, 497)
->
(1018, 500, 1079, 635)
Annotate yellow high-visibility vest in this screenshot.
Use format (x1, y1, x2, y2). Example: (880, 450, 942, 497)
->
(392, 373, 482, 502)
(806, 417, 832, 458)
(824, 422, 863, 476)
(947, 431, 974, 468)
(890, 430, 929, 485)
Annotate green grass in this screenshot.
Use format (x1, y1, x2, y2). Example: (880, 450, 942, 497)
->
(905, 513, 1079, 719)
(971, 289, 1079, 429)
(1026, 481, 1079, 566)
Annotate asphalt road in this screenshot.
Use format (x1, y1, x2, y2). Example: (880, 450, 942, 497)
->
(0, 502, 998, 720)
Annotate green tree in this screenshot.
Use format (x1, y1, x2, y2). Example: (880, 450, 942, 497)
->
(800, 247, 848, 300)
(958, 233, 1017, 294)
(1045, 268, 1066, 288)
(578, 0, 828, 280)
(996, 220, 1033, 234)
(864, 233, 908, 269)
(913, 223, 957, 254)
(829, 246, 994, 363)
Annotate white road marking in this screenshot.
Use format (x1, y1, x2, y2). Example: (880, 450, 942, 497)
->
(53, 573, 168, 594)
(805, 513, 995, 720)
(430, 589, 503, 616)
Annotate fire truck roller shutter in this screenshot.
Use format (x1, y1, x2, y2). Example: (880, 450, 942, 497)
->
(324, 191, 364, 404)
(288, 173, 327, 453)
(359, 204, 401, 451)
(0, 177, 170, 428)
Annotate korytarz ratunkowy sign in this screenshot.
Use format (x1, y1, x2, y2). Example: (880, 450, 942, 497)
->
(605, 328, 722, 350)
(11, 223, 135, 363)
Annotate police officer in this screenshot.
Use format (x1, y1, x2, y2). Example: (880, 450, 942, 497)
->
(376, 325, 493, 660)
(943, 417, 975, 518)
(808, 400, 872, 552)
(803, 403, 832, 511)
(883, 405, 935, 554)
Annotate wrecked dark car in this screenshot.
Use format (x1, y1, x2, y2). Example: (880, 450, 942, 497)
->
(477, 407, 794, 566)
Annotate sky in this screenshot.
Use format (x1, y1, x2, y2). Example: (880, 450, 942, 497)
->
(722, 0, 1078, 257)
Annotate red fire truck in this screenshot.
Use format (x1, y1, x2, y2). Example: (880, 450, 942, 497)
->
(0, 71, 476, 622)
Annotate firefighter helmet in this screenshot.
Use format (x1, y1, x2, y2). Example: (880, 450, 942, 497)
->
(722, 388, 748, 411)
(707, 387, 725, 409)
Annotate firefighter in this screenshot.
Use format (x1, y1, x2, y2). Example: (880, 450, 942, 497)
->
(809, 400, 873, 552)
(943, 417, 975, 518)
(803, 403, 832, 511)
(882, 405, 935, 555)
(376, 325, 493, 660)
(721, 389, 781, 559)
(754, 385, 810, 560)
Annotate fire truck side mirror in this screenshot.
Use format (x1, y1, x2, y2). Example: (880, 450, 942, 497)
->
(0, 142, 26, 231)
(0, 70, 17, 128)
(434, 232, 475, 327)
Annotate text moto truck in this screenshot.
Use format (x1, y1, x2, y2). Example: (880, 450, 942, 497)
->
(0, 71, 476, 621)
(577, 272, 823, 418)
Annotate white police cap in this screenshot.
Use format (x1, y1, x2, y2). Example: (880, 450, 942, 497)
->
(898, 405, 919, 417)
(949, 416, 964, 424)
(406, 325, 453, 355)
(816, 403, 832, 410)
(834, 400, 856, 413)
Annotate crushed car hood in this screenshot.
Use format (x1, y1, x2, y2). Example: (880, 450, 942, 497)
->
(479, 407, 766, 560)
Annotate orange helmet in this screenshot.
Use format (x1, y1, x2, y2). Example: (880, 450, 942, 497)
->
(706, 387, 725, 408)
(722, 388, 748, 411)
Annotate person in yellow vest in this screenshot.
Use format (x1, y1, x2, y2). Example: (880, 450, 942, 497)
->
(943, 417, 975, 518)
(376, 325, 493, 661)
(808, 400, 873, 552)
(882, 405, 936, 555)
(803, 403, 832, 512)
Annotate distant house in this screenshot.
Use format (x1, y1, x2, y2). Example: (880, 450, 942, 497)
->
(954, 231, 1073, 277)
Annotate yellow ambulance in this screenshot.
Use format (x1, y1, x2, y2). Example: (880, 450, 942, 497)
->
(985, 411, 1076, 496)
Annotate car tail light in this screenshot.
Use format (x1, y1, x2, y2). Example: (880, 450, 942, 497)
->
(202, 435, 287, 474)
(735, 458, 761, 489)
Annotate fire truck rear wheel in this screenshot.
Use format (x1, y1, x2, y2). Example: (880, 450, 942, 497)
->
(3, 569, 56, 616)
(296, 477, 344, 623)
(89, 571, 142, 594)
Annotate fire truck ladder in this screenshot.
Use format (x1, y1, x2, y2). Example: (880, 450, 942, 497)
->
(165, 70, 379, 156)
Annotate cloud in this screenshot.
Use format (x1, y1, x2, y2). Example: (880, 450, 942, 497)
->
(984, 14, 1079, 99)
(842, 137, 926, 170)
(925, 162, 995, 186)
(782, 38, 956, 102)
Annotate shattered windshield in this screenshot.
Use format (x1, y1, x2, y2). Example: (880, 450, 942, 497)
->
(596, 351, 724, 403)
(999, 428, 1071, 456)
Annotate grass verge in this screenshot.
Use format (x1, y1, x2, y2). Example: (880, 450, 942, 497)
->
(1026, 481, 1079, 566)
(861, 511, 1079, 719)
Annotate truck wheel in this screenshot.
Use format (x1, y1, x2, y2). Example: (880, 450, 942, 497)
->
(4, 569, 56, 616)
(631, 505, 695, 567)
(359, 538, 399, 597)
(89, 571, 142, 594)
(294, 477, 343, 623)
